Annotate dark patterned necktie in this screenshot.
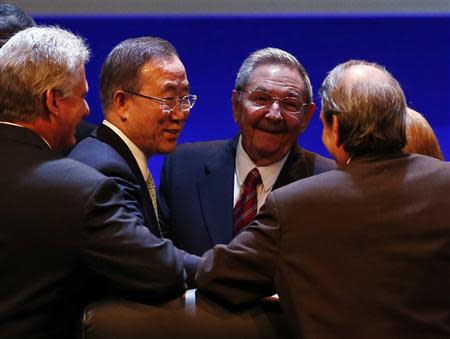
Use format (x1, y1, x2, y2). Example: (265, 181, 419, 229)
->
(233, 168, 262, 235)
(145, 173, 158, 219)
(146, 172, 162, 237)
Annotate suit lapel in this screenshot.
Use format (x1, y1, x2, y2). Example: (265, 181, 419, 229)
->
(274, 146, 315, 190)
(197, 138, 237, 245)
(196, 141, 315, 245)
(94, 124, 160, 235)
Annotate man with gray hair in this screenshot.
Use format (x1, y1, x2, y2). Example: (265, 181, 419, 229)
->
(0, 26, 190, 339)
(159, 47, 335, 256)
(0, 2, 95, 152)
(196, 60, 450, 339)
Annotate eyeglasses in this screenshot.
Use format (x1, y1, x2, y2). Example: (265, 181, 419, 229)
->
(124, 90, 197, 114)
(239, 89, 307, 115)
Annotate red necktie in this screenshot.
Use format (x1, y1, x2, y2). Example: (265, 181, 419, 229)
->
(233, 168, 262, 235)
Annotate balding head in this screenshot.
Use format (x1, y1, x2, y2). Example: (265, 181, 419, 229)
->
(319, 60, 407, 158)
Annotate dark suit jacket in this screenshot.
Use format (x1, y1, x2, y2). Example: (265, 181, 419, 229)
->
(196, 153, 450, 339)
(69, 124, 200, 280)
(0, 124, 187, 339)
(70, 124, 159, 234)
(159, 137, 336, 256)
(61, 119, 96, 156)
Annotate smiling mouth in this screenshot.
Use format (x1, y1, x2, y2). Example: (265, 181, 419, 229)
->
(257, 126, 287, 134)
(163, 129, 181, 136)
(256, 120, 287, 134)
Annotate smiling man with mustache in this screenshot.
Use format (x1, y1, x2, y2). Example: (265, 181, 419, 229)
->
(69, 37, 199, 283)
(159, 47, 336, 256)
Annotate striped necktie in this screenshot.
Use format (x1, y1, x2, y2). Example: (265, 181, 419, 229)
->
(145, 172, 162, 236)
(233, 168, 262, 235)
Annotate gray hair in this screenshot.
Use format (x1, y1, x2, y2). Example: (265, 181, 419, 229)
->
(0, 26, 89, 123)
(235, 47, 313, 104)
(319, 60, 407, 157)
(100, 36, 178, 112)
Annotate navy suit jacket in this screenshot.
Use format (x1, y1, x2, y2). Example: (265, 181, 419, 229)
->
(69, 124, 200, 280)
(70, 124, 159, 234)
(0, 124, 186, 339)
(159, 137, 336, 255)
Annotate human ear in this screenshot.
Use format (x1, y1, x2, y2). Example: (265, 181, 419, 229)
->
(231, 90, 241, 123)
(331, 114, 341, 147)
(299, 102, 315, 133)
(112, 90, 129, 121)
(44, 88, 62, 117)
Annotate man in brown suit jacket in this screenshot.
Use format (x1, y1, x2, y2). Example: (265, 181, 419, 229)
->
(196, 60, 450, 339)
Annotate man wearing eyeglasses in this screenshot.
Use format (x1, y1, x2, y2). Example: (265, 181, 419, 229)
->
(159, 47, 335, 256)
(69, 36, 199, 283)
(196, 60, 450, 339)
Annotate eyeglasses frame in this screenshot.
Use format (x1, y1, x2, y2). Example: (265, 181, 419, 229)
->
(123, 90, 197, 114)
(238, 88, 308, 116)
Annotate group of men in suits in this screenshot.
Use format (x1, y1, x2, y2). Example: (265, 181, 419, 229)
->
(196, 60, 450, 338)
(1, 3, 450, 339)
(0, 25, 202, 338)
(0, 3, 331, 337)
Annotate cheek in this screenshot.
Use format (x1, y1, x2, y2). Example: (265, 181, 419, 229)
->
(239, 108, 264, 130)
(141, 113, 164, 133)
(282, 119, 302, 139)
(287, 117, 302, 131)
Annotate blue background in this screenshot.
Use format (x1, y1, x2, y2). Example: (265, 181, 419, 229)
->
(37, 14, 450, 184)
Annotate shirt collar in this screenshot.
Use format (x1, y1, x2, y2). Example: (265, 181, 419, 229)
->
(235, 135, 288, 192)
(102, 120, 149, 179)
(0, 121, 52, 149)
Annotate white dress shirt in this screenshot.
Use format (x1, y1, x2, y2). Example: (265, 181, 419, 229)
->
(102, 120, 149, 180)
(233, 136, 288, 212)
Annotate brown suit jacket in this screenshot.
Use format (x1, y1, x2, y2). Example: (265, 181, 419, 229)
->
(197, 153, 450, 339)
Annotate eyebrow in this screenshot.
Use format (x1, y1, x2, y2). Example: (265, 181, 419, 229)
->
(286, 90, 302, 98)
(162, 82, 190, 93)
(254, 86, 302, 98)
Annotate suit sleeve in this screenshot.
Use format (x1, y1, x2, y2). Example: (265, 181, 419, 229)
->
(196, 193, 281, 305)
(80, 177, 186, 301)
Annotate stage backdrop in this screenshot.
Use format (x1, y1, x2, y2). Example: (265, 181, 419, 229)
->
(37, 14, 450, 184)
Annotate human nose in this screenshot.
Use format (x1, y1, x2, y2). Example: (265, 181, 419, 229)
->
(265, 98, 283, 120)
(169, 105, 188, 121)
(84, 100, 90, 117)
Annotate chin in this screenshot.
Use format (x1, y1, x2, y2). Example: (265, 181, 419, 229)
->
(158, 144, 177, 154)
(57, 135, 76, 151)
(255, 139, 286, 153)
